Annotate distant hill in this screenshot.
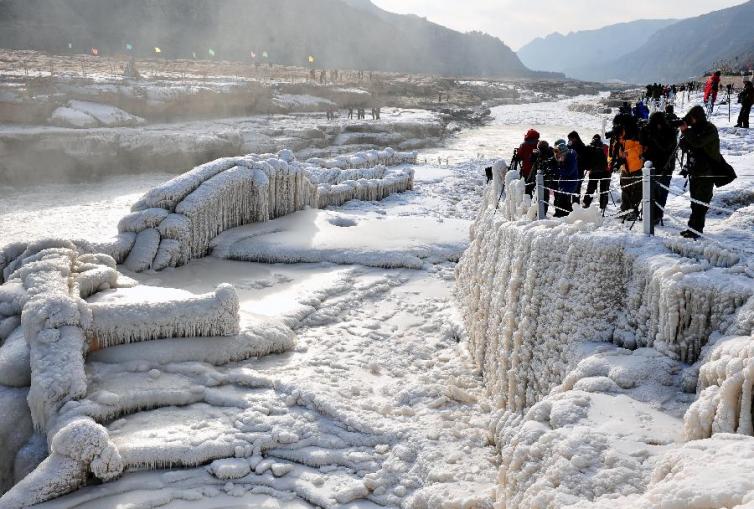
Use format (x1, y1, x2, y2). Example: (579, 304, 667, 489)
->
(0, 0, 556, 79)
(517, 19, 677, 81)
(602, 0, 754, 83)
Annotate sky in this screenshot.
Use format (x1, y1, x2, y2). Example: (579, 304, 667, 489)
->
(369, 0, 747, 50)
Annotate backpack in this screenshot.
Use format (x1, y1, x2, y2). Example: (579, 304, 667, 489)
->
(714, 155, 737, 188)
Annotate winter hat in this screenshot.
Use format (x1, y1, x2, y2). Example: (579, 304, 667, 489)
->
(684, 105, 707, 124)
(525, 129, 540, 141)
(554, 139, 567, 151)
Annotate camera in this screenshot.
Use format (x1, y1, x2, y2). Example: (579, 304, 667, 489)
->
(669, 118, 685, 128)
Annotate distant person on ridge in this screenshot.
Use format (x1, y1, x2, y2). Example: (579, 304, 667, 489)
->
(582, 135, 610, 213)
(517, 129, 540, 196)
(736, 81, 753, 128)
(679, 105, 723, 238)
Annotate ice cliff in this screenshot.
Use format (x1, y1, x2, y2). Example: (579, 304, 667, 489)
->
(456, 168, 754, 507)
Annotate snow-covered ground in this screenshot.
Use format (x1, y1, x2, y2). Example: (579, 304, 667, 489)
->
(2, 91, 754, 508)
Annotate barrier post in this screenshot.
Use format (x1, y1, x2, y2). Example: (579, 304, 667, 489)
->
(536, 170, 546, 220)
(643, 161, 654, 235)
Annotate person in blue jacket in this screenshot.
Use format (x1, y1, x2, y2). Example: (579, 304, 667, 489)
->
(633, 100, 650, 120)
(554, 140, 579, 217)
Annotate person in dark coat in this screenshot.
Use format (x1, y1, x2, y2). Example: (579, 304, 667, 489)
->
(679, 105, 721, 238)
(582, 135, 611, 212)
(641, 112, 679, 224)
(736, 81, 754, 128)
(567, 131, 587, 201)
(518, 129, 541, 196)
(553, 140, 579, 217)
(529, 140, 558, 216)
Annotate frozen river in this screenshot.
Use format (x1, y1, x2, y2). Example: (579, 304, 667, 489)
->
(0, 98, 602, 246)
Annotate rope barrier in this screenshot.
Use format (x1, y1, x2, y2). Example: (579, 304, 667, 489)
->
(654, 181, 754, 217)
(654, 202, 754, 258)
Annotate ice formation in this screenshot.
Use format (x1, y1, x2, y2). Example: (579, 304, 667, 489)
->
(456, 177, 754, 507)
(0, 238, 295, 507)
(109, 148, 416, 272)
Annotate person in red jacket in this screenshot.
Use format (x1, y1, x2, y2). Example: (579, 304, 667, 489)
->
(517, 129, 540, 196)
(704, 71, 722, 111)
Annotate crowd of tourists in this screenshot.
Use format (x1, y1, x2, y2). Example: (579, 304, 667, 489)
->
(512, 83, 744, 239)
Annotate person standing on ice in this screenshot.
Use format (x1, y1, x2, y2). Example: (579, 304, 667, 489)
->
(553, 140, 578, 217)
(517, 129, 540, 196)
(678, 105, 723, 239)
(582, 135, 610, 213)
(704, 71, 722, 113)
(735, 80, 753, 128)
(640, 112, 678, 224)
(567, 131, 587, 201)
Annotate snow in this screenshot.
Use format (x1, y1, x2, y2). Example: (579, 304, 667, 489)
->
(212, 209, 469, 269)
(1, 90, 754, 509)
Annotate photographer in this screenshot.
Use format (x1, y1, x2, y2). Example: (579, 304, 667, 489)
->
(641, 112, 678, 224)
(518, 129, 541, 196)
(554, 140, 579, 217)
(736, 81, 753, 129)
(528, 140, 558, 215)
(678, 105, 721, 238)
(609, 125, 643, 221)
(582, 135, 610, 213)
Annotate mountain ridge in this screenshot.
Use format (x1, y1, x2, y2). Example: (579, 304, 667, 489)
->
(0, 0, 559, 79)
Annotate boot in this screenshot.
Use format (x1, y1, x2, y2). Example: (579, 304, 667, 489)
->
(680, 229, 700, 240)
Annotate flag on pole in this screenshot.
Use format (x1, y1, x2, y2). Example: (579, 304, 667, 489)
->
(68, 43, 72, 49)
(308, 55, 315, 64)
(154, 47, 162, 54)
(91, 48, 99, 56)
(208, 48, 216, 57)
(262, 51, 268, 59)
(192, 51, 197, 59)
(126, 43, 133, 51)
(251, 51, 256, 59)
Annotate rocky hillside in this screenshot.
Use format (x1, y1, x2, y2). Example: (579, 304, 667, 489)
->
(518, 19, 677, 81)
(0, 0, 556, 79)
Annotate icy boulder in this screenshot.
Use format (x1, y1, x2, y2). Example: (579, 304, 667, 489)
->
(49, 100, 145, 129)
(115, 148, 416, 272)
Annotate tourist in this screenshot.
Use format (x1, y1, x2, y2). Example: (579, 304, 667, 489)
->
(553, 140, 578, 217)
(736, 81, 753, 129)
(529, 140, 558, 215)
(640, 112, 678, 224)
(615, 125, 644, 222)
(679, 105, 721, 238)
(703, 71, 722, 113)
(517, 129, 540, 196)
(567, 131, 587, 201)
(582, 135, 610, 212)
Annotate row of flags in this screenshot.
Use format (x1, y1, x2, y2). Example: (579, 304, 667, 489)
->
(79, 43, 283, 61)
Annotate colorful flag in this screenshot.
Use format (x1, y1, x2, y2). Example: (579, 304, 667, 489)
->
(126, 43, 133, 51)
(262, 51, 268, 59)
(208, 48, 216, 57)
(91, 48, 99, 56)
(154, 47, 161, 54)
(308, 55, 315, 64)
